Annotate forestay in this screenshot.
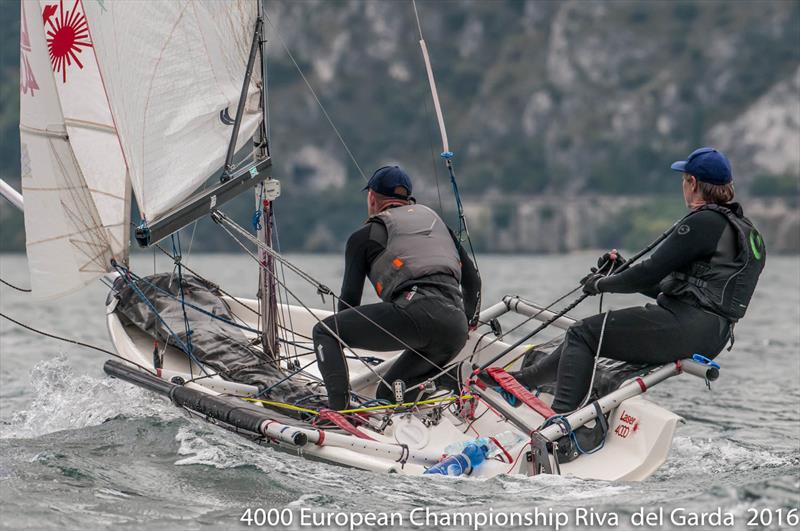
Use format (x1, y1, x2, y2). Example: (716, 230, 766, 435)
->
(19, 0, 128, 299)
(81, 0, 263, 220)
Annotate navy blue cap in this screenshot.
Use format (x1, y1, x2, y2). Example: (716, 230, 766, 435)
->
(363, 165, 413, 199)
(670, 147, 733, 185)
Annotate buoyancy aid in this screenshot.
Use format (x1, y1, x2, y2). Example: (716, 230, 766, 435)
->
(660, 203, 765, 322)
(367, 204, 461, 302)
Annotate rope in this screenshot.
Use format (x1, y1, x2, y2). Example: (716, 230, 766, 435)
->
(0, 312, 158, 376)
(152, 242, 260, 318)
(0, 278, 31, 292)
(171, 233, 196, 365)
(577, 310, 610, 410)
(145, 244, 335, 395)
(112, 264, 263, 336)
(241, 397, 319, 416)
(253, 358, 318, 398)
(271, 203, 302, 364)
(418, 283, 585, 391)
(240, 393, 473, 417)
(337, 394, 473, 414)
(110, 263, 323, 390)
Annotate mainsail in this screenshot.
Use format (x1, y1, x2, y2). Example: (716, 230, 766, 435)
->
(81, 0, 263, 221)
(19, 0, 128, 299)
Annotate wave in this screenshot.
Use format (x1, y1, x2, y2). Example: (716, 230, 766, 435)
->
(1, 355, 176, 439)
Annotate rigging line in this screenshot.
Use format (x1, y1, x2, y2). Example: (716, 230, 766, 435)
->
(0, 278, 32, 292)
(271, 204, 300, 363)
(0, 312, 158, 377)
(152, 242, 260, 318)
(214, 211, 332, 294)
(470, 261, 613, 365)
(261, 10, 367, 181)
(253, 358, 319, 398)
(411, 0, 424, 38)
(185, 220, 199, 263)
(423, 84, 445, 215)
(181, 345, 316, 387)
(278, 322, 312, 341)
(147, 236, 268, 353)
(217, 216, 465, 392)
(172, 233, 196, 367)
(111, 261, 210, 376)
(213, 217, 397, 393)
(183, 177, 210, 267)
(418, 284, 583, 388)
(115, 266, 264, 337)
(214, 211, 463, 387)
(499, 336, 563, 373)
(476, 221, 685, 374)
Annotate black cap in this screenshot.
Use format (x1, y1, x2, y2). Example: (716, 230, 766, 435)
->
(363, 166, 412, 199)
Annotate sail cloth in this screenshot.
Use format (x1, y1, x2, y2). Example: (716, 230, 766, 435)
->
(82, 0, 263, 220)
(19, 0, 128, 299)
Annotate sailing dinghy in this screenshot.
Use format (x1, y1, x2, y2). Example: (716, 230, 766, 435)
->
(5, 0, 723, 480)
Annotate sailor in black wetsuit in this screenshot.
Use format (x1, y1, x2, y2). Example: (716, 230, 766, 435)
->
(312, 166, 481, 410)
(516, 147, 765, 414)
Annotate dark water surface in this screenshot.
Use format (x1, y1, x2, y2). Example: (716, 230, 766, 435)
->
(1, 253, 798, 530)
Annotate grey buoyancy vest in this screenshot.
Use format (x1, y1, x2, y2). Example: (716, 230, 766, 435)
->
(660, 204, 765, 322)
(367, 204, 462, 302)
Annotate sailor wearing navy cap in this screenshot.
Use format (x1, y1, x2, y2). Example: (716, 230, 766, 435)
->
(312, 165, 481, 410)
(514, 148, 765, 454)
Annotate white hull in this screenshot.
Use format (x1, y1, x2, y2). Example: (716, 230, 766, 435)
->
(106, 294, 682, 481)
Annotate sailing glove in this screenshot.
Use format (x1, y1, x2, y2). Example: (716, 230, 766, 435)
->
(596, 249, 626, 273)
(581, 273, 605, 296)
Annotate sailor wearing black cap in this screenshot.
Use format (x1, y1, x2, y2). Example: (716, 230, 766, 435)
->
(516, 148, 765, 414)
(312, 165, 482, 410)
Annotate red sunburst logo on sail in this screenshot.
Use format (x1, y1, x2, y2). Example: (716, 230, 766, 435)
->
(43, 0, 92, 83)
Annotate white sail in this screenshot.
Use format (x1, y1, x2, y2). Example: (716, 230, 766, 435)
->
(19, 0, 128, 299)
(82, 0, 263, 221)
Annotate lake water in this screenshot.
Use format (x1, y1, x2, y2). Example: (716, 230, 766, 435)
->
(1, 252, 798, 530)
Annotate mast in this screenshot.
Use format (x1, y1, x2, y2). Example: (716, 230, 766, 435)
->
(254, 2, 280, 361)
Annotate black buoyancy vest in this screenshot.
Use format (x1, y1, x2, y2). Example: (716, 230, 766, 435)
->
(367, 204, 461, 302)
(660, 203, 766, 322)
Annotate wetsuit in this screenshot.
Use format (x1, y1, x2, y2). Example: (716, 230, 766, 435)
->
(313, 209, 481, 410)
(517, 204, 751, 413)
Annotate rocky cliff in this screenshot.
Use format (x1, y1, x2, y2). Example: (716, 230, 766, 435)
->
(1, 0, 798, 253)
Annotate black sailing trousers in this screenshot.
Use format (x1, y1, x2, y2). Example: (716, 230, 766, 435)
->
(516, 296, 731, 413)
(312, 292, 468, 410)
